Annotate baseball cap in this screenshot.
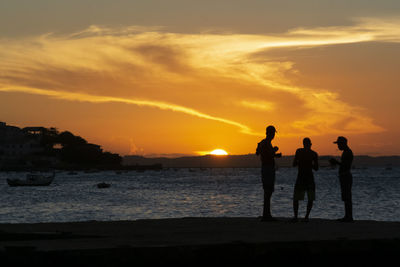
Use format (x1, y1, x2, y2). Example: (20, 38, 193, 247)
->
(333, 136, 347, 144)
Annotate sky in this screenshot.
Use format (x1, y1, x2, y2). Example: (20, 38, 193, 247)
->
(1, 0, 400, 156)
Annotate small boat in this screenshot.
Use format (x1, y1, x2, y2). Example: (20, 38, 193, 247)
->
(84, 169, 99, 173)
(7, 172, 55, 187)
(97, 182, 111, 189)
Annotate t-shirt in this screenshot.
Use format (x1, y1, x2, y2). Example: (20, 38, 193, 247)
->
(256, 139, 275, 167)
(339, 148, 353, 174)
(293, 148, 318, 178)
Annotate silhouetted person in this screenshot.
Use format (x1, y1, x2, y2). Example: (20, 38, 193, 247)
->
(292, 138, 318, 222)
(330, 136, 354, 222)
(256, 125, 282, 221)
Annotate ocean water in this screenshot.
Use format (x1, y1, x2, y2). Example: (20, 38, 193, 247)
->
(0, 167, 399, 223)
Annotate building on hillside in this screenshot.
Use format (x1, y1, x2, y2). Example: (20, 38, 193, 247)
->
(0, 139, 43, 157)
(22, 126, 48, 135)
(0, 122, 44, 160)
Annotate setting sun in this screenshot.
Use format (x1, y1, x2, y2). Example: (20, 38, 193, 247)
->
(209, 149, 228, 156)
(0, 1, 399, 157)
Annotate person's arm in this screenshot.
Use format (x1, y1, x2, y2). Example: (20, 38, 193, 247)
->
(274, 146, 282, 158)
(256, 142, 261, 156)
(313, 152, 319, 171)
(340, 150, 353, 172)
(293, 150, 299, 167)
(329, 158, 340, 165)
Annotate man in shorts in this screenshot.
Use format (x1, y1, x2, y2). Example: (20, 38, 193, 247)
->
(292, 138, 319, 222)
(256, 125, 282, 221)
(330, 136, 354, 222)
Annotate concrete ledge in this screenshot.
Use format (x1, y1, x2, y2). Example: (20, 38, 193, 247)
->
(1, 217, 400, 266)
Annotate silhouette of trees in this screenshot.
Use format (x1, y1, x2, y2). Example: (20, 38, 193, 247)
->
(37, 128, 122, 167)
(57, 131, 121, 166)
(57, 131, 87, 146)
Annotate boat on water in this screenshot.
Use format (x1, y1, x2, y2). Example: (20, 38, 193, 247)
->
(84, 169, 99, 173)
(97, 182, 111, 189)
(7, 172, 55, 187)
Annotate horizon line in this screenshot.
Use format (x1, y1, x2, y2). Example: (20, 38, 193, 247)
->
(124, 154, 400, 158)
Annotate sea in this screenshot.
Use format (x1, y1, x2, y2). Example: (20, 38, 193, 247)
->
(0, 167, 399, 223)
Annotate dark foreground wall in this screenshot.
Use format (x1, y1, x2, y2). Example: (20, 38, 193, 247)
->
(2, 218, 400, 266)
(3, 239, 400, 266)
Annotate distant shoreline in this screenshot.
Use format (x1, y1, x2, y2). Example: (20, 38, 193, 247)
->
(123, 154, 400, 168)
(0, 165, 397, 172)
(1, 154, 399, 171)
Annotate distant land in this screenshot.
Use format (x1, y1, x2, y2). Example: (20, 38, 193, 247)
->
(2, 121, 399, 170)
(0, 121, 121, 170)
(123, 154, 400, 168)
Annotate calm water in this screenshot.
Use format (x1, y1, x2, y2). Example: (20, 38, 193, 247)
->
(0, 167, 399, 223)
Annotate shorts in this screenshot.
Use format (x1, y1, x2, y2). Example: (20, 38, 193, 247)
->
(339, 172, 353, 201)
(261, 165, 275, 193)
(293, 179, 315, 201)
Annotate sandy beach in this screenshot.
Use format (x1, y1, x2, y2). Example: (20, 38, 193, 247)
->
(1, 217, 400, 265)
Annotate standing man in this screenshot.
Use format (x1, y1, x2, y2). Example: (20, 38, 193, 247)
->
(256, 125, 282, 221)
(330, 136, 354, 222)
(292, 138, 318, 222)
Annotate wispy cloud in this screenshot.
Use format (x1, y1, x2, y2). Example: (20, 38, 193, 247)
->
(1, 17, 396, 139)
(240, 100, 275, 111)
(0, 85, 259, 136)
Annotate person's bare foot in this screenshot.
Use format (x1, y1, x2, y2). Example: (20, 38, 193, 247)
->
(289, 217, 298, 223)
(303, 218, 309, 223)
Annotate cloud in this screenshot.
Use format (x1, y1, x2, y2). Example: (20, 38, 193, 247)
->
(239, 100, 275, 111)
(288, 17, 400, 44)
(0, 85, 259, 136)
(128, 139, 144, 155)
(1, 17, 396, 139)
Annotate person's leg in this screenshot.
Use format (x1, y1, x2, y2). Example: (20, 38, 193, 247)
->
(293, 200, 299, 218)
(344, 200, 353, 220)
(263, 190, 272, 217)
(305, 185, 315, 221)
(292, 181, 303, 222)
(262, 191, 276, 221)
(340, 174, 353, 222)
(305, 200, 313, 221)
(261, 166, 276, 221)
(263, 191, 270, 217)
(339, 175, 347, 220)
(345, 174, 353, 220)
(291, 200, 299, 222)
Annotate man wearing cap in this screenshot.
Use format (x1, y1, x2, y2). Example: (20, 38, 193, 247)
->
(292, 137, 319, 222)
(256, 125, 282, 221)
(330, 136, 354, 222)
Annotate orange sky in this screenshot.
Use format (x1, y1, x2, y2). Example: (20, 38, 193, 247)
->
(1, 1, 399, 156)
